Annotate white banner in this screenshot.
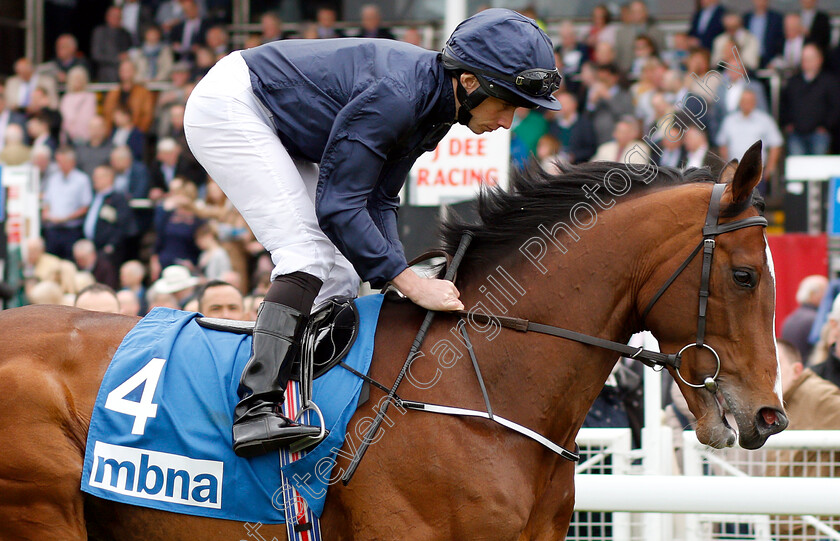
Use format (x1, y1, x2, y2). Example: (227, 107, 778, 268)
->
(408, 124, 510, 206)
(1, 164, 40, 247)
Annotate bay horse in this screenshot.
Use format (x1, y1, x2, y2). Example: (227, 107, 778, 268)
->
(0, 145, 787, 540)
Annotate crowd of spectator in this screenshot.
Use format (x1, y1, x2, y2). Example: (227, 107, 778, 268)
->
(1, 0, 840, 319)
(0, 1, 413, 318)
(518, 0, 840, 189)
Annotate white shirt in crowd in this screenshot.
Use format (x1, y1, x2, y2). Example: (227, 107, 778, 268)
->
(716, 109, 783, 162)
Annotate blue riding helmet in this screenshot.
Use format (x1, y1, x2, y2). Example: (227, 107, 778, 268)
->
(441, 8, 562, 122)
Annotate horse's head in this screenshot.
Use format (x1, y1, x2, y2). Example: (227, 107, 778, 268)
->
(642, 141, 787, 450)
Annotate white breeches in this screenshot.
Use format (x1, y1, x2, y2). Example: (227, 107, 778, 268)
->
(184, 51, 360, 307)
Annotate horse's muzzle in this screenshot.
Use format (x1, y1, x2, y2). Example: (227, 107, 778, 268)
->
(741, 406, 788, 449)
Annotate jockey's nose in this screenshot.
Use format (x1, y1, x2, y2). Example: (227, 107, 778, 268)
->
(499, 109, 514, 129)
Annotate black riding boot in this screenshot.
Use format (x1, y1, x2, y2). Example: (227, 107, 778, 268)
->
(232, 301, 321, 457)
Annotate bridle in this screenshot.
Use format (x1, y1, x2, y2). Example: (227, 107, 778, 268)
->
(638, 183, 767, 392)
(455, 183, 768, 393)
(342, 183, 768, 482)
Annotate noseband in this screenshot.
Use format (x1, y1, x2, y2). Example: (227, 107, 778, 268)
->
(639, 183, 767, 392)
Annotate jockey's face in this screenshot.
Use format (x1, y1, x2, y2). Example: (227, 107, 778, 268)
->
(457, 73, 517, 135)
(467, 95, 517, 134)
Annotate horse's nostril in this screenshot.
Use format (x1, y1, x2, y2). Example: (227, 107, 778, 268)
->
(756, 407, 788, 434)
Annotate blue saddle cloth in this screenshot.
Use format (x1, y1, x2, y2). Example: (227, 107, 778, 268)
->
(81, 295, 385, 523)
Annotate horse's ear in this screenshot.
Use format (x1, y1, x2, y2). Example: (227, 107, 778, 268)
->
(719, 140, 764, 203)
(717, 159, 738, 184)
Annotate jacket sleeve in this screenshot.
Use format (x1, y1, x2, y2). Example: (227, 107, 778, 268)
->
(315, 78, 417, 287)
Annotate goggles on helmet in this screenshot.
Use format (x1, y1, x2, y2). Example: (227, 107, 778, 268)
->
(441, 46, 562, 100)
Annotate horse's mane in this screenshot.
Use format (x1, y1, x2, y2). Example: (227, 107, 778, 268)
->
(440, 160, 764, 262)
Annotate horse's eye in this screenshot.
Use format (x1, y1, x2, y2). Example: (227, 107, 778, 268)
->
(733, 269, 756, 288)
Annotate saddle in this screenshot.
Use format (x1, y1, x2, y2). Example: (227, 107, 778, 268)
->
(197, 297, 358, 380)
(195, 248, 454, 380)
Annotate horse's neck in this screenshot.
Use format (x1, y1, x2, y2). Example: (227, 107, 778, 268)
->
(453, 184, 707, 449)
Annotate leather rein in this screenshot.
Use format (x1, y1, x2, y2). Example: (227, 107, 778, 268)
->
(341, 184, 768, 481)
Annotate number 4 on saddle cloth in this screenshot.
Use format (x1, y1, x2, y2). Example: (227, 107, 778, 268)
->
(81, 295, 385, 524)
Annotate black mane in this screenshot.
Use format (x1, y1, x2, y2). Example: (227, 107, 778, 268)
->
(440, 160, 763, 262)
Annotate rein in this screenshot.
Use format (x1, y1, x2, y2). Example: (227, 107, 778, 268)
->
(342, 183, 768, 484)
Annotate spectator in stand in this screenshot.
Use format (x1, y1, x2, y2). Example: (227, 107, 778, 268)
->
(130, 25, 175, 82)
(631, 58, 666, 130)
(717, 88, 783, 179)
(769, 13, 807, 72)
(91, 6, 134, 82)
(109, 105, 146, 162)
(22, 236, 62, 285)
(654, 128, 684, 168)
(26, 86, 62, 143)
(799, 0, 831, 53)
(59, 66, 97, 144)
(120, 259, 148, 315)
(711, 13, 760, 71)
(316, 6, 345, 39)
(705, 41, 769, 142)
(166, 103, 202, 177)
(75, 283, 121, 313)
(0, 124, 31, 166)
(75, 116, 114, 178)
(170, 0, 210, 61)
(27, 280, 64, 306)
(683, 126, 718, 174)
(688, 0, 725, 51)
(4, 58, 58, 113)
(585, 4, 617, 52)
(150, 264, 199, 307)
(151, 178, 205, 276)
(149, 137, 203, 198)
(355, 4, 395, 40)
(778, 339, 840, 428)
(783, 276, 829, 362)
(587, 63, 634, 145)
(205, 25, 230, 60)
(153, 62, 192, 138)
(0, 90, 26, 150)
(155, 0, 184, 36)
(401, 27, 423, 47)
(38, 34, 90, 85)
(26, 112, 58, 154)
(629, 34, 659, 79)
(782, 44, 839, 156)
(84, 165, 137, 270)
(555, 21, 587, 81)
(103, 60, 155, 134)
(743, 0, 784, 68)
(191, 46, 217, 79)
(110, 145, 150, 200)
(259, 12, 284, 44)
(117, 288, 142, 316)
(195, 223, 232, 280)
(198, 280, 245, 319)
(613, 0, 665, 74)
(72, 239, 118, 290)
(547, 92, 597, 164)
(30, 146, 52, 177)
(591, 115, 650, 164)
(42, 147, 93, 260)
(147, 288, 180, 309)
(120, 0, 153, 46)
(592, 41, 617, 66)
(662, 32, 691, 72)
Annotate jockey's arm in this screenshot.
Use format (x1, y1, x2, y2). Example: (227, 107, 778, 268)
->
(315, 80, 462, 311)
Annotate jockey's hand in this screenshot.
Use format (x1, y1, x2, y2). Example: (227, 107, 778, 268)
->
(391, 268, 464, 311)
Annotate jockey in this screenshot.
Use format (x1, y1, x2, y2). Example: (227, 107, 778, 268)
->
(183, 8, 561, 458)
